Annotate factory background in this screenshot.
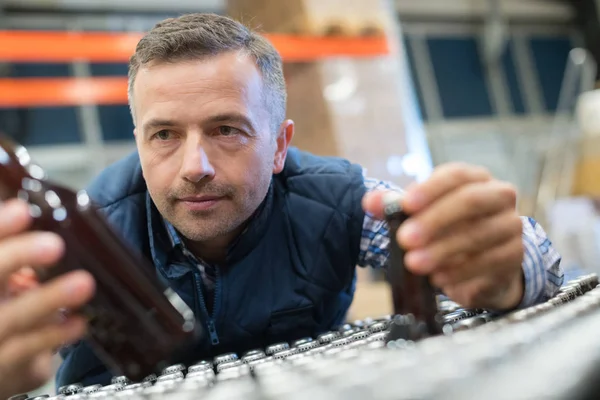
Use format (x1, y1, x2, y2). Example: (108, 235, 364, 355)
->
(2, 0, 600, 394)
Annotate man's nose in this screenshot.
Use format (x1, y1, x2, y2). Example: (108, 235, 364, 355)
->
(180, 139, 215, 183)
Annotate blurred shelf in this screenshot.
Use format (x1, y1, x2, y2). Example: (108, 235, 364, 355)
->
(3, 0, 222, 13)
(394, 0, 574, 22)
(0, 77, 128, 107)
(25, 141, 137, 171)
(0, 30, 390, 63)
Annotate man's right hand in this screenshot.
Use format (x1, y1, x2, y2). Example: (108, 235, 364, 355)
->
(0, 199, 96, 399)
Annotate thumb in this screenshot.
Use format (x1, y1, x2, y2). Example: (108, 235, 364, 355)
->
(361, 190, 405, 220)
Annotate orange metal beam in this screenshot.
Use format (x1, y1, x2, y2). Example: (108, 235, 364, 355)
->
(0, 77, 128, 107)
(0, 30, 390, 63)
(0, 31, 389, 107)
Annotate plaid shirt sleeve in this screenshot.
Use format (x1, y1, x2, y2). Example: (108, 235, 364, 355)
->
(519, 217, 563, 307)
(357, 176, 564, 308)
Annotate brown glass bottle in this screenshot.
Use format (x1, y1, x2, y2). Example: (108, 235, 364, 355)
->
(0, 136, 201, 381)
(382, 192, 442, 340)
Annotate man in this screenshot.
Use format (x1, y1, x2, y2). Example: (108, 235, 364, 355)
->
(5, 12, 562, 391)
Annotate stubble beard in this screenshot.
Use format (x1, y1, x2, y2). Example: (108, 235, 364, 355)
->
(153, 178, 273, 245)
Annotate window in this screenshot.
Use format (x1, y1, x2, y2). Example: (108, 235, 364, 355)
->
(502, 42, 527, 115)
(529, 36, 574, 112)
(90, 63, 134, 141)
(402, 23, 577, 120)
(6, 63, 80, 145)
(427, 37, 493, 118)
(403, 37, 428, 120)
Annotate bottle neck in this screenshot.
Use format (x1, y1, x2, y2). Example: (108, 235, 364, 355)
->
(0, 141, 36, 201)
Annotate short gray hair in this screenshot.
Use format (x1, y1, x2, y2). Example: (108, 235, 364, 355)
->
(128, 13, 287, 133)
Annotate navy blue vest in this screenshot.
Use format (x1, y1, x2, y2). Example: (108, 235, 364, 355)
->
(55, 147, 367, 388)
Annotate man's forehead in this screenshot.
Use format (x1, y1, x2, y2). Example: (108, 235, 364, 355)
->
(131, 53, 269, 127)
(134, 53, 264, 96)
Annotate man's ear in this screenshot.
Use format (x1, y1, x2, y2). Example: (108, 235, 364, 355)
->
(273, 119, 294, 174)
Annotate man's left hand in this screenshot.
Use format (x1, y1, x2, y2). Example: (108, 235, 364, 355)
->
(363, 162, 525, 310)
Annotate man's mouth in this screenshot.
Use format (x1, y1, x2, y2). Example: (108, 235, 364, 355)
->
(178, 195, 224, 211)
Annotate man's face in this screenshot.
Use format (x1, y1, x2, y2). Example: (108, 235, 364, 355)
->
(132, 51, 292, 248)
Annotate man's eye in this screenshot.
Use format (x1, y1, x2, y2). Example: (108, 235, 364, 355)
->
(155, 130, 171, 140)
(218, 126, 239, 136)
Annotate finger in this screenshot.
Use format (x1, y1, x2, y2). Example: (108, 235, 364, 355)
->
(430, 235, 524, 290)
(442, 275, 497, 309)
(361, 189, 406, 221)
(6, 279, 40, 299)
(0, 270, 95, 339)
(14, 307, 66, 334)
(442, 269, 524, 310)
(6, 352, 54, 396)
(419, 253, 469, 291)
(0, 231, 64, 283)
(0, 316, 87, 370)
(402, 163, 492, 214)
(404, 211, 523, 274)
(28, 352, 54, 387)
(16, 314, 66, 342)
(0, 320, 84, 398)
(0, 199, 32, 238)
(398, 180, 518, 248)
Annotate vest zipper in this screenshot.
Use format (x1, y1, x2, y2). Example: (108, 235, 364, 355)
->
(212, 266, 221, 319)
(192, 270, 220, 345)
